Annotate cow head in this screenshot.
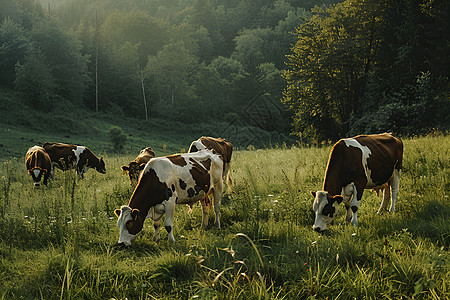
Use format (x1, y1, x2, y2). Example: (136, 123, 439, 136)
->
(121, 162, 146, 186)
(96, 158, 106, 174)
(114, 205, 144, 245)
(29, 169, 44, 187)
(311, 191, 343, 232)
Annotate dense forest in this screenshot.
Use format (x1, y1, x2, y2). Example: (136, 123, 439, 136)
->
(1, 0, 449, 147)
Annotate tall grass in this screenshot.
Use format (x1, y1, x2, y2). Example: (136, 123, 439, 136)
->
(0, 134, 448, 299)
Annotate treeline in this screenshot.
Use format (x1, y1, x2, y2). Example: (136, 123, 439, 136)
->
(284, 0, 450, 141)
(1, 0, 338, 140)
(1, 0, 449, 145)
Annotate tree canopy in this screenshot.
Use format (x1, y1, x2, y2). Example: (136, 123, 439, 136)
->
(1, 0, 448, 145)
(284, 0, 449, 141)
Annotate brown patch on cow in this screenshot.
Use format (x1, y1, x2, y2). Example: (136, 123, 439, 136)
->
(189, 137, 232, 171)
(322, 133, 403, 199)
(43, 142, 105, 174)
(200, 158, 211, 170)
(188, 159, 210, 195)
(198, 137, 233, 164)
(126, 168, 172, 235)
(167, 154, 187, 166)
(43, 142, 77, 170)
(26, 146, 51, 174)
(25, 146, 52, 186)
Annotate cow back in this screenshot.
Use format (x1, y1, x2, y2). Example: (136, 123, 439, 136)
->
(323, 133, 403, 195)
(42, 142, 77, 168)
(198, 137, 232, 164)
(26, 146, 51, 173)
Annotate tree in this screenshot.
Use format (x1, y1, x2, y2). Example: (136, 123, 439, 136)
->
(30, 17, 89, 104)
(14, 48, 55, 109)
(0, 17, 29, 87)
(146, 41, 197, 114)
(283, 0, 385, 141)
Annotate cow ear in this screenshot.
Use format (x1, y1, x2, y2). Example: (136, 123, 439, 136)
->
(131, 209, 140, 220)
(310, 191, 316, 198)
(139, 163, 146, 170)
(114, 209, 121, 217)
(121, 165, 129, 171)
(333, 195, 343, 204)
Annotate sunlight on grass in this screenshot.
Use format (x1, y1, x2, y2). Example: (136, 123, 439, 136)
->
(0, 134, 448, 299)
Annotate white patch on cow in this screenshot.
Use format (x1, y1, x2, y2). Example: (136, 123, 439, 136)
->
(73, 146, 86, 164)
(343, 138, 375, 187)
(27, 145, 42, 154)
(189, 140, 207, 152)
(312, 191, 335, 232)
(341, 183, 355, 203)
(33, 169, 41, 178)
(127, 150, 223, 243)
(116, 205, 137, 246)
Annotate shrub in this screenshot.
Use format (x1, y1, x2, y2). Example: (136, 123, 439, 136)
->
(109, 126, 127, 152)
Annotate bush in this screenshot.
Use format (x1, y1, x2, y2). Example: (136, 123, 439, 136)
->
(109, 126, 127, 152)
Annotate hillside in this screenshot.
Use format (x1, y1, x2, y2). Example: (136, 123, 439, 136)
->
(0, 90, 295, 161)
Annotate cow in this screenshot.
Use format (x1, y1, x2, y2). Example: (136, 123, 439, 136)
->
(42, 142, 106, 179)
(188, 136, 233, 193)
(121, 147, 156, 186)
(114, 150, 223, 245)
(25, 146, 52, 187)
(311, 133, 403, 232)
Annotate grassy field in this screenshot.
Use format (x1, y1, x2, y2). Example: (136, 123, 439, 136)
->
(0, 134, 448, 299)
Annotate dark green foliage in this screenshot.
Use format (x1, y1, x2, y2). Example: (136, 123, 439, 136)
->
(109, 126, 127, 152)
(14, 48, 55, 109)
(0, 17, 29, 87)
(284, 0, 450, 142)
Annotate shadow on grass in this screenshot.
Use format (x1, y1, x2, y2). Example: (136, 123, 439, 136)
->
(374, 199, 449, 247)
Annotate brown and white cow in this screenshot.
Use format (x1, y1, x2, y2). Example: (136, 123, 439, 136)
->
(25, 146, 52, 187)
(311, 133, 403, 232)
(42, 142, 106, 179)
(121, 147, 156, 186)
(188, 136, 233, 193)
(115, 150, 223, 245)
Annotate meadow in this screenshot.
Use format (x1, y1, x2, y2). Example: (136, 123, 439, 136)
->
(0, 134, 448, 299)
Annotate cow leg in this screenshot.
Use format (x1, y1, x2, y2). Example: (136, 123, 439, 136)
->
(213, 181, 223, 229)
(148, 205, 165, 242)
(377, 183, 391, 214)
(350, 183, 364, 227)
(164, 199, 176, 243)
(43, 172, 49, 186)
(390, 169, 401, 212)
(224, 163, 233, 194)
(51, 163, 56, 180)
(153, 219, 162, 242)
(200, 194, 211, 228)
(341, 183, 354, 222)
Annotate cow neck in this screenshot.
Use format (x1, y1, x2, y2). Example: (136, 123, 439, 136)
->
(127, 169, 165, 219)
(83, 148, 99, 166)
(322, 145, 345, 196)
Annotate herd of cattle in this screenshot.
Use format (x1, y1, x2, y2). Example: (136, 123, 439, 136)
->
(25, 133, 403, 245)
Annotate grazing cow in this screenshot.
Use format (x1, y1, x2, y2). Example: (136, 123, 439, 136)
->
(121, 147, 156, 186)
(115, 150, 223, 245)
(42, 142, 106, 179)
(311, 133, 403, 232)
(25, 146, 52, 187)
(188, 136, 233, 193)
